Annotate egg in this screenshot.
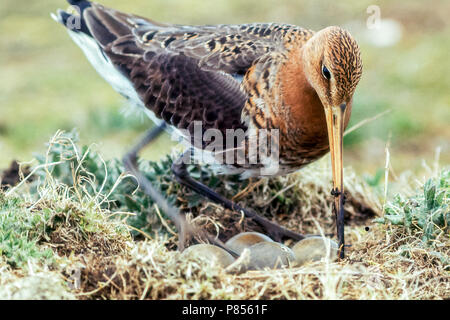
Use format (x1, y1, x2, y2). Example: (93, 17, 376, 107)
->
(292, 236, 338, 266)
(225, 232, 274, 255)
(181, 244, 235, 267)
(245, 241, 295, 270)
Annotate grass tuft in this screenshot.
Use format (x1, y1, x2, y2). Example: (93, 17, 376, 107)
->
(376, 169, 449, 244)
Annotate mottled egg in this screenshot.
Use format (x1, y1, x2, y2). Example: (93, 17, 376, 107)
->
(245, 241, 295, 270)
(181, 244, 235, 267)
(292, 236, 338, 266)
(225, 232, 274, 255)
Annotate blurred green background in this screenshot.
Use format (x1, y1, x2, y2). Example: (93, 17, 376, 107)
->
(1, 0, 449, 177)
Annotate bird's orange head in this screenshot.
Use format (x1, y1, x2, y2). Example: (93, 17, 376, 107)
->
(302, 26, 363, 258)
(302, 26, 362, 107)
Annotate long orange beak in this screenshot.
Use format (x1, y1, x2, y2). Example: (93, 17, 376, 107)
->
(325, 103, 346, 259)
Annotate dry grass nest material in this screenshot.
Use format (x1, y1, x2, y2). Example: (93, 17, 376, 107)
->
(178, 161, 381, 246)
(66, 222, 449, 299)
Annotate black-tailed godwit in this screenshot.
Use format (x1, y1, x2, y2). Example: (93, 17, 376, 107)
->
(53, 0, 362, 258)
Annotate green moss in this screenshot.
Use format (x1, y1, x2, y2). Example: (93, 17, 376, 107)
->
(0, 193, 55, 269)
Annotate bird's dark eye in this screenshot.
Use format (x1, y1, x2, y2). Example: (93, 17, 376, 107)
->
(322, 65, 331, 80)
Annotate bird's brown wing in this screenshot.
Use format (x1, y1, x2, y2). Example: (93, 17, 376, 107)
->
(132, 22, 312, 75)
(81, 3, 313, 138)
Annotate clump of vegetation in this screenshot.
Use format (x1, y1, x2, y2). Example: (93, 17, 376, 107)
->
(0, 193, 55, 269)
(23, 129, 174, 238)
(0, 132, 132, 299)
(374, 169, 449, 270)
(0, 175, 130, 271)
(376, 170, 449, 243)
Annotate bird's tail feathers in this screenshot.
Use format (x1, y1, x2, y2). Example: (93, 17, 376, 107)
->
(52, 1, 165, 48)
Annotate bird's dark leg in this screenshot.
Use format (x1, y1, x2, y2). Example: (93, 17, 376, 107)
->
(123, 123, 194, 251)
(171, 152, 306, 242)
(123, 122, 167, 162)
(123, 124, 235, 254)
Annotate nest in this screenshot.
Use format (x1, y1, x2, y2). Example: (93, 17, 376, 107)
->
(0, 131, 448, 300)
